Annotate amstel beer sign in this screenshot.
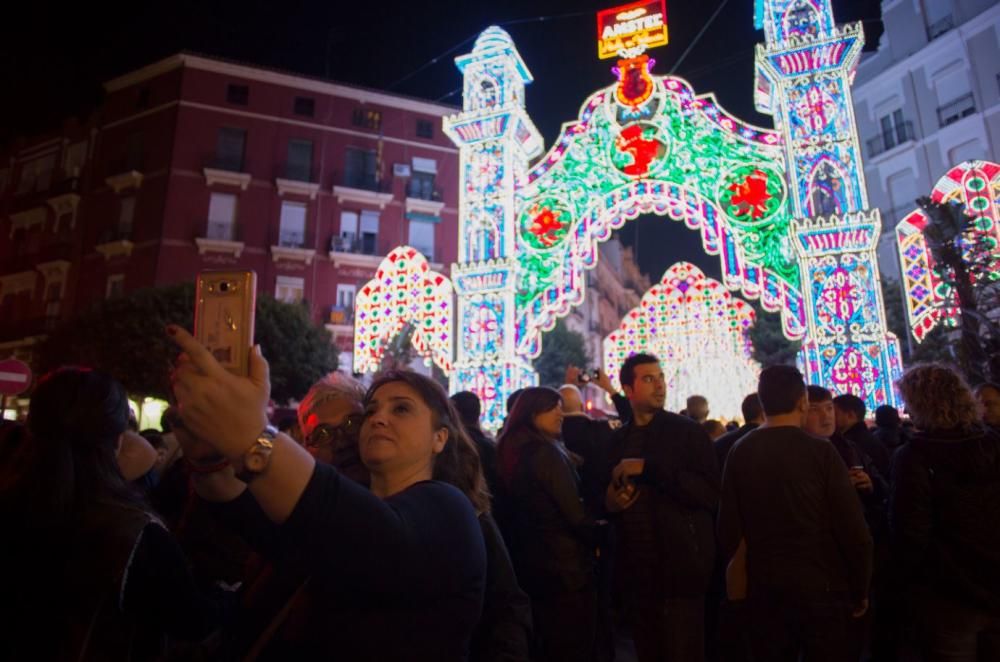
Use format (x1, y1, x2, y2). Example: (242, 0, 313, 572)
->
(597, 0, 669, 59)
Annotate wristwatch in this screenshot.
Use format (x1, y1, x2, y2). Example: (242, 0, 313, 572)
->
(235, 424, 278, 483)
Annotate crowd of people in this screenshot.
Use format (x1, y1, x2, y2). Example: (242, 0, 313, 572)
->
(1, 326, 999, 661)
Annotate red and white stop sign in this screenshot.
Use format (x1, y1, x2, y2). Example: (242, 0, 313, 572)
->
(0, 358, 32, 396)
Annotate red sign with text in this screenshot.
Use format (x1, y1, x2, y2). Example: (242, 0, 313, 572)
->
(0, 358, 32, 396)
(597, 0, 669, 59)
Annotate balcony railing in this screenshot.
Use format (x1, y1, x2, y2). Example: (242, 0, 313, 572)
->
(205, 155, 246, 172)
(278, 162, 318, 183)
(406, 179, 442, 201)
(338, 172, 390, 193)
(329, 234, 378, 255)
(926, 15, 954, 41)
(328, 305, 354, 325)
(98, 228, 133, 244)
(278, 230, 305, 248)
(937, 93, 976, 127)
(866, 121, 916, 158)
(205, 220, 238, 241)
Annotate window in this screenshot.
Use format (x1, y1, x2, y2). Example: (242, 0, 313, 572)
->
(207, 193, 238, 240)
(279, 201, 307, 247)
(923, 0, 953, 40)
(45, 281, 61, 322)
(887, 170, 918, 223)
(215, 128, 247, 171)
(63, 141, 87, 177)
(360, 210, 379, 254)
(868, 109, 915, 157)
(408, 172, 436, 200)
(286, 139, 314, 181)
(275, 276, 305, 304)
(949, 140, 983, 165)
(106, 274, 125, 299)
(408, 220, 435, 261)
(934, 66, 975, 127)
(119, 197, 135, 236)
(416, 119, 434, 139)
(344, 147, 378, 190)
(227, 84, 249, 106)
(16, 153, 57, 194)
(351, 107, 382, 131)
(336, 284, 356, 309)
(293, 96, 315, 117)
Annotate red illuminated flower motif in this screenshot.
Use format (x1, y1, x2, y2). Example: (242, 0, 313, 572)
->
(727, 169, 773, 220)
(528, 207, 565, 247)
(615, 124, 662, 177)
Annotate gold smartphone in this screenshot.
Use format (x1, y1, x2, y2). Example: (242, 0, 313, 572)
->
(194, 271, 257, 376)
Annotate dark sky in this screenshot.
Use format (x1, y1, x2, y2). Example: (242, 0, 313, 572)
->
(1, 0, 882, 281)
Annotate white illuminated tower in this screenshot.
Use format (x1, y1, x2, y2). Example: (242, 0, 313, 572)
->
(442, 28, 545, 429)
(754, 0, 903, 406)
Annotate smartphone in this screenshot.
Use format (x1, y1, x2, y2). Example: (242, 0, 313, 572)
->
(194, 271, 257, 376)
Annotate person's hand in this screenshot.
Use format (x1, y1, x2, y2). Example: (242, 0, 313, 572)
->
(606, 480, 639, 512)
(595, 368, 615, 395)
(849, 468, 874, 494)
(564, 365, 581, 385)
(172, 423, 225, 465)
(612, 458, 645, 487)
(168, 325, 270, 460)
(852, 598, 869, 618)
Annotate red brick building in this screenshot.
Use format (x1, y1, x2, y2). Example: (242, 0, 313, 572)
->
(0, 53, 460, 371)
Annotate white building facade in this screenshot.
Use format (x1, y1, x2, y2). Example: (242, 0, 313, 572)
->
(852, 0, 1000, 279)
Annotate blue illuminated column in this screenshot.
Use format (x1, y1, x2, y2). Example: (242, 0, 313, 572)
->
(443, 27, 544, 431)
(754, 0, 902, 407)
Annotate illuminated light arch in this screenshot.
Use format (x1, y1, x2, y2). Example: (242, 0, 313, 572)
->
(896, 160, 1000, 341)
(603, 261, 761, 419)
(353, 246, 454, 374)
(806, 156, 851, 217)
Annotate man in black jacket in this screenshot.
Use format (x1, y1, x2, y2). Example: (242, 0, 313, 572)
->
(834, 393, 892, 478)
(713, 393, 763, 472)
(605, 353, 719, 662)
(718, 366, 873, 662)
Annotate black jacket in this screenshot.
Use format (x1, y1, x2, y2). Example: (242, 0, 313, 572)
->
(889, 425, 1000, 611)
(497, 439, 597, 597)
(830, 432, 889, 539)
(843, 421, 892, 479)
(561, 415, 618, 516)
(608, 410, 720, 597)
(714, 423, 758, 472)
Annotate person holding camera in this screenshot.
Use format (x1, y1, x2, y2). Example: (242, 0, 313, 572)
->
(604, 353, 720, 662)
(166, 326, 487, 661)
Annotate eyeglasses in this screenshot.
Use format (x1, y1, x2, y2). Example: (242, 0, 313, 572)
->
(305, 413, 364, 451)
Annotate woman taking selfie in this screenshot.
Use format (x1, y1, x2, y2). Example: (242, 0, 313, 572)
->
(167, 326, 486, 660)
(496, 386, 599, 662)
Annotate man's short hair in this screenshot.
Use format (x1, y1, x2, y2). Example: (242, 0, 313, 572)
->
(833, 393, 866, 420)
(874, 404, 900, 427)
(297, 372, 365, 431)
(757, 365, 806, 416)
(806, 384, 833, 403)
(620, 353, 660, 389)
(687, 395, 708, 408)
(740, 393, 763, 422)
(450, 391, 482, 428)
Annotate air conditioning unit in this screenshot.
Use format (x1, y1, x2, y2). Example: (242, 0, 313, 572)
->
(393, 163, 411, 177)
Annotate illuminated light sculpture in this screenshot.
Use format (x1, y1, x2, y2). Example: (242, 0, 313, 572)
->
(896, 160, 1000, 341)
(353, 246, 454, 375)
(440, 0, 902, 430)
(603, 262, 760, 420)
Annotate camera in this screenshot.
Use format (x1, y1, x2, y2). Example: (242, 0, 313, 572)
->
(577, 369, 600, 384)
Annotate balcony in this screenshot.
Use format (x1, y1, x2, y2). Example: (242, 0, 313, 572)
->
(926, 15, 954, 41)
(404, 180, 445, 216)
(105, 159, 144, 193)
(937, 93, 976, 128)
(328, 234, 382, 269)
(203, 156, 251, 190)
(332, 172, 393, 210)
(271, 229, 315, 265)
(866, 121, 916, 158)
(94, 229, 134, 260)
(275, 163, 320, 200)
(328, 305, 354, 326)
(195, 220, 244, 258)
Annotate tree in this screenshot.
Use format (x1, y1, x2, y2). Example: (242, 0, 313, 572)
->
(533, 319, 590, 388)
(917, 197, 1000, 382)
(36, 284, 336, 405)
(749, 303, 801, 368)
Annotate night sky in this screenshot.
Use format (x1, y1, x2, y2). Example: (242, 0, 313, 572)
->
(2, 0, 882, 282)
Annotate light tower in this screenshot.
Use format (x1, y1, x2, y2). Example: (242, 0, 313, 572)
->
(754, 0, 903, 407)
(442, 27, 545, 430)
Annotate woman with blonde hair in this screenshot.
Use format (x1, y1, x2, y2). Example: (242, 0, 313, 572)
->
(891, 363, 1000, 661)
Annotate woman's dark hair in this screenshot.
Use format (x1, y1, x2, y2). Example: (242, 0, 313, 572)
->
(496, 386, 562, 484)
(364, 371, 490, 514)
(13, 367, 141, 527)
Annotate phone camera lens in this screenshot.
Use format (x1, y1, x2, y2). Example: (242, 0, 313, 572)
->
(219, 281, 230, 293)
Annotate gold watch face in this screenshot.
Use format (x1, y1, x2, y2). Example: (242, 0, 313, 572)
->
(245, 450, 268, 472)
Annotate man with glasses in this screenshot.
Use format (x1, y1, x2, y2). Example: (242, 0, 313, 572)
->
(604, 353, 720, 662)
